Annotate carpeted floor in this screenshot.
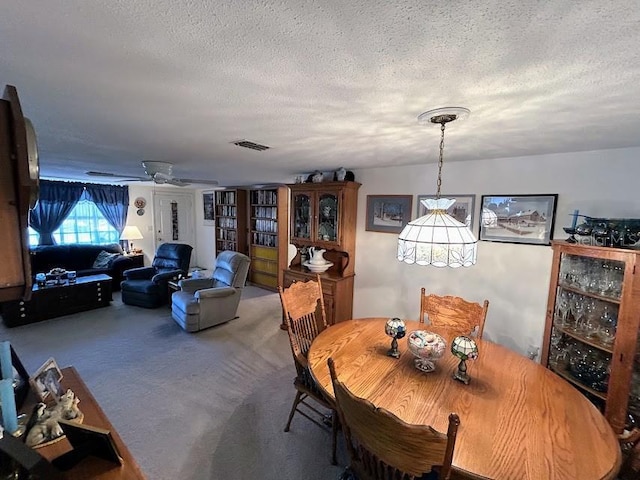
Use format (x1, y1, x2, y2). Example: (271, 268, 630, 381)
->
(0, 286, 345, 480)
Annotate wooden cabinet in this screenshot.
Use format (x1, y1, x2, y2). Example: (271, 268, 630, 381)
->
(283, 268, 354, 326)
(284, 181, 361, 327)
(215, 189, 248, 255)
(2, 274, 112, 327)
(0, 86, 36, 302)
(542, 241, 640, 434)
(248, 186, 288, 290)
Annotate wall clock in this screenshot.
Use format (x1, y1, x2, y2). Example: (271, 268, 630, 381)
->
(136, 208, 145, 216)
(134, 197, 146, 209)
(25, 118, 39, 208)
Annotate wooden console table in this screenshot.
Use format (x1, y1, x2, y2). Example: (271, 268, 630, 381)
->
(24, 366, 146, 479)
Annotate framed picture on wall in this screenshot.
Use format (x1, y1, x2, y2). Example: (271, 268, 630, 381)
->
(366, 195, 413, 234)
(479, 194, 558, 245)
(417, 194, 475, 228)
(203, 191, 215, 226)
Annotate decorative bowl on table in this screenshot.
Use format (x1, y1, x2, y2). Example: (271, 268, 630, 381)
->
(303, 261, 333, 273)
(407, 330, 446, 372)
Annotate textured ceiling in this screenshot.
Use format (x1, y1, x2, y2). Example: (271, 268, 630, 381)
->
(2, 1, 639, 187)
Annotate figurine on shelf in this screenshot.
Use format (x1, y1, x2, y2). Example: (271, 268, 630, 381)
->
(25, 389, 83, 447)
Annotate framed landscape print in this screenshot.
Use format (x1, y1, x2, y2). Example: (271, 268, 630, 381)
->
(366, 195, 413, 233)
(417, 194, 475, 228)
(202, 191, 215, 225)
(479, 194, 558, 245)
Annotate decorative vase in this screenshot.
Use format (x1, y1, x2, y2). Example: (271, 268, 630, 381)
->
(451, 335, 478, 385)
(407, 330, 446, 372)
(385, 318, 406, 359)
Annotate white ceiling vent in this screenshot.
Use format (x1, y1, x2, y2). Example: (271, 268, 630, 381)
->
(231, 139, 270, 151)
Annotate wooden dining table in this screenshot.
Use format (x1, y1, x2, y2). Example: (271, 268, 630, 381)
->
(307, 318, 622, 480)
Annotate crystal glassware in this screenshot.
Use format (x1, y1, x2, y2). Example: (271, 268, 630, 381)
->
(407, 330, 446, 372)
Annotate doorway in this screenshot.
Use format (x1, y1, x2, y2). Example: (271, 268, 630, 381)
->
(153, 191, 196, 267)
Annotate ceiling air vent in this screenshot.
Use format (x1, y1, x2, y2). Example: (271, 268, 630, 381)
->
(231, 139, 271, 151)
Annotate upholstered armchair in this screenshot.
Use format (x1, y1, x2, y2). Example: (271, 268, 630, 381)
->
(171, 251, 250, 332)
(121, 243, 193, 308)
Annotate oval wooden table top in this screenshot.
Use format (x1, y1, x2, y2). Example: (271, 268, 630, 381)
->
(307, 318, 622, 480)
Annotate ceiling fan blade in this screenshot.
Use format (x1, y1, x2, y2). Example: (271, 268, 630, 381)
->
(86, 171, 149, 181)
(178, 178, 219, 186)
(165, 178, 189, 187)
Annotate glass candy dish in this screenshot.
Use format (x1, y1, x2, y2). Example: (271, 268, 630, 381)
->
(407, 330, 446, 372)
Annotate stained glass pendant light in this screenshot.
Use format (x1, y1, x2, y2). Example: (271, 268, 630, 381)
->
(397, 107, 477, 267)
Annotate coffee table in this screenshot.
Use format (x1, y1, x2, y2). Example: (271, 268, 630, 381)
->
(1, 274, 112, 327)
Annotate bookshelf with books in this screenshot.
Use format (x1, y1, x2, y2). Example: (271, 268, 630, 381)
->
(215, 189, 248, 255)
(248, 186, 288, 290)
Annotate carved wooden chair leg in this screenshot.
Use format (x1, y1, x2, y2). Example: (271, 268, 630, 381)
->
(284, 391, 303, 432)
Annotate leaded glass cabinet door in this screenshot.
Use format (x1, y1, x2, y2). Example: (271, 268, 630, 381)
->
(291, 192, 311, 242)
(316, 192, 339, 243)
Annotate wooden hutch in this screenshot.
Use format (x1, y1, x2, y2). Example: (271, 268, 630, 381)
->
(282, 181, 360, 327)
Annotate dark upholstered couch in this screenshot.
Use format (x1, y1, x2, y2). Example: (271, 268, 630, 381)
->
(30, 244, 137, 291)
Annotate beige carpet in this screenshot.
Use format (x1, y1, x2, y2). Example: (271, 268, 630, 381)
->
(1, 286, 345, 479)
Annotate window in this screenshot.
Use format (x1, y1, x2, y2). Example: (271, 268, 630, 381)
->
(28, 200, 119, 246)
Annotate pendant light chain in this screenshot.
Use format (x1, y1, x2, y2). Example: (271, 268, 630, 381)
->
(435, 121, 446, 200)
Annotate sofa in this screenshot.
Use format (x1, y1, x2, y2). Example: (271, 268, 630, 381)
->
(29, 243, 138, 291)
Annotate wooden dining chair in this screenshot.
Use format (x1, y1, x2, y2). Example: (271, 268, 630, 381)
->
(420, 288, 489, 339)
(278, 275, 339, 465)
(328, 357, 460, 480)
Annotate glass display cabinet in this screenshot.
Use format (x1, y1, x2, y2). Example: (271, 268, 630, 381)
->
(542, 241, 640, 434)
(284, 181, 361, 326)
(291, 188, 341, 246)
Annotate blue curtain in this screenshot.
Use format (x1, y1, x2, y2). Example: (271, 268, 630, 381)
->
(29, 180, 85, 245)
(85, 183, 129, 235)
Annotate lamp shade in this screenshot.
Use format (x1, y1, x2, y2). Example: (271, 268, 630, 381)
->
(397, 198, 477, 268)
(119, 225, 143, 241)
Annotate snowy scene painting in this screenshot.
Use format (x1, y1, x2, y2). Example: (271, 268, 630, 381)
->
(366, 195, 413, 233)
(480, 194, 558, 245)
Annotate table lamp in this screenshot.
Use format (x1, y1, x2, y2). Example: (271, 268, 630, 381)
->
(384, 318, 406, 358)
(120, 226, 143, 254)
(451, 335, 478, 385)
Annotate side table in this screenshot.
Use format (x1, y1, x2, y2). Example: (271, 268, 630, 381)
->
(123, 253, 144, 268)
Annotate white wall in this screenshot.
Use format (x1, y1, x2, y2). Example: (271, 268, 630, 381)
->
(123, 185, 157, 266)
(352, 146, 640, 356)
(193, 188, 218, 270)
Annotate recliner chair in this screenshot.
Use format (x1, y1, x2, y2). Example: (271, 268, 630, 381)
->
(171, 250, 250, 332)
(121, 243, 193, 308)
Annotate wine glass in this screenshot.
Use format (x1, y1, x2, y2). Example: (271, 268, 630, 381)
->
(556, 292, 570, 327)
(599, 305, 617, 346)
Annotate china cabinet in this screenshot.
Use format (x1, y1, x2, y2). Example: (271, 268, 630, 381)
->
(0, 85, 35, 302)
(214, 189, 248, 255)
(248, 186, 288, 290)
(284, 181, 361, 327)
(542, 241, 640, 434)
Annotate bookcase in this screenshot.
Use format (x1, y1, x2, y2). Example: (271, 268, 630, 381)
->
(215, 189, 248, 255)
(248, 186, 288, 290)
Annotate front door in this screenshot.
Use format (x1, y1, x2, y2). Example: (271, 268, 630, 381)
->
(153, 191, 196, 267)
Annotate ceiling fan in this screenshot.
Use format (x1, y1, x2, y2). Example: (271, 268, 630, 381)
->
(86, 161, 219, 187)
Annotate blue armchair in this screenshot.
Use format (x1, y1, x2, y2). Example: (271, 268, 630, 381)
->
(121, 243, 193, 308)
